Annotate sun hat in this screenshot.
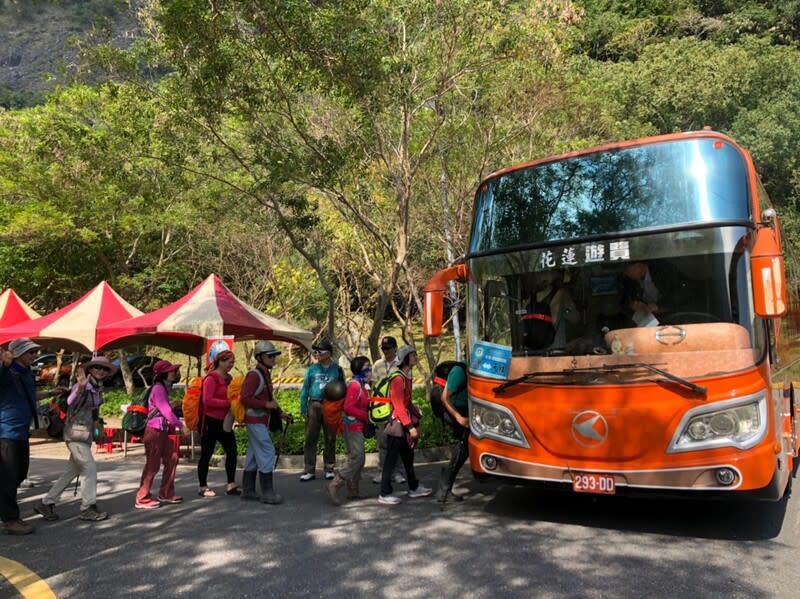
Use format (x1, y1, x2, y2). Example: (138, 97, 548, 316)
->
(8, 338, 41, 358)
(396, 345, 417, 365)
(153, 360, 181, 376)
(82, 356, 119, 375)
(254, 340, 281, 357)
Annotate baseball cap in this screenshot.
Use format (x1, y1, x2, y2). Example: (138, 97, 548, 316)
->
(312, 340, 334, 353)
(380, 336, 398, 349)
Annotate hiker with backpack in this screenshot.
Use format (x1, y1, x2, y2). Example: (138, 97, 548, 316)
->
(327, 356, 372, 505)
(370, 335, 406, 486)
(239, 341, 290, 505)
(35, 356, 117, 523)
(197, 349, 241, 498)
(434, 362, 470, 505)
(134, 360, 186, 509)
(299, 340, 345, 482)
(378, 345, 432, 505)
(1, 339, 66, 535)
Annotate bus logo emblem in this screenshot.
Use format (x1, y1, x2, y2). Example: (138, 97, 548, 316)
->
(655, 326, 686, 345)
(572, 411, 609, 447)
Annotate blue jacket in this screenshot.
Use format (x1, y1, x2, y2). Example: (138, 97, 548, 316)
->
(299, 362, 344, 415)
(0, 362, 36, 441)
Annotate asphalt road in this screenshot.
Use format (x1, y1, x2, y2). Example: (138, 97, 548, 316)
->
(2, 447, 799, 598)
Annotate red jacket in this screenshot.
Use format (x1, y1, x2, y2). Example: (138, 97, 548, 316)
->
(388, 372, 417, 428)
(343, 380, 369, 432)
(202, 371, 231, 420)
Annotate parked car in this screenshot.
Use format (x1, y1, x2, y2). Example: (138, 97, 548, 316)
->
(33, 353, 91, 387)
(109, 355, 160, 388)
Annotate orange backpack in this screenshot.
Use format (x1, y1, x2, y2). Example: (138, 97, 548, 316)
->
(182, 376, 204, 432)
(227, 374, 246, 425)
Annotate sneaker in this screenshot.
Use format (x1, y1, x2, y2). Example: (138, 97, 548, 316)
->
(372, 473, 382, 484)
(392, 473, 407, 485)
(378, 494, 402, 505)
(78, 505, 109, 521)
(299, 473, 316, 482)
(134, 499, 161, 510)
(324, 471, 335, 480)
(157, 495, 183, 504)
(2, 519, 33, 535)
(408, 484, 433, 499)
(34, 501, 59, 521)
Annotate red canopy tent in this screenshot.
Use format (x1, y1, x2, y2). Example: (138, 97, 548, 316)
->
(97, 274, 313, 355)
(0, 289, 40, 328)
(0, 282, 143, 353)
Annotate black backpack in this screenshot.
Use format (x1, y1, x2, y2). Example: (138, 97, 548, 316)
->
(521, 288, 556, 349)
(122, 386, 156, 435)
(430, 361, 467, 420)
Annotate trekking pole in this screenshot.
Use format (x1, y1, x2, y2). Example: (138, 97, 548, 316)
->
(72, 475, 80, 497)
(274, 419, 290, 470)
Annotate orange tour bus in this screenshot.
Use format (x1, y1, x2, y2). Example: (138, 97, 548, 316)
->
(424, 130, 800, 500)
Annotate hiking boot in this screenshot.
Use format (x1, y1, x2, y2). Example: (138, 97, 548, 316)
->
(2, 519, 33, 535)
(79, 505, 109, 521)
(241, 470, 259, 501)
(408, 484, 433, 499)
(378, 494, 402, 505)
(134, 499, 161, 510)
(346, 479, 367, 501)
(327, 474, 346, 506)
(34, 501, 59, 521)
(299, 472, 316, 482)
(259, 472, 283, 505)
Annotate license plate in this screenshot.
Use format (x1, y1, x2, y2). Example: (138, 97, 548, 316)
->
(572, 472, 616, 495)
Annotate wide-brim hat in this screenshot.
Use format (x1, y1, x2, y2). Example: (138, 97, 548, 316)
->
(82, 356, 118, 376)
(8, 338, 42, 358)
(153, 360, 181, 376)
(397, 344, 417, 365)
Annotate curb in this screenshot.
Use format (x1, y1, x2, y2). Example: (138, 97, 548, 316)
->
(211, 447, 452, 470)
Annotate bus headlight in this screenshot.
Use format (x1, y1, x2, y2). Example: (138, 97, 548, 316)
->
(668, 392, 768, 453)
(470, 397, 529, 448)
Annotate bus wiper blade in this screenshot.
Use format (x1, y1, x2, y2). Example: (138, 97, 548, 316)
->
(494, 370, 582, 393)
(494, 363, 707, 396)
(564, 363, 707, 396)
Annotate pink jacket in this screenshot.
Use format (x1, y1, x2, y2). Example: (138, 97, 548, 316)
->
(202, 371, 231, 420)
(146, 382, 182, 432)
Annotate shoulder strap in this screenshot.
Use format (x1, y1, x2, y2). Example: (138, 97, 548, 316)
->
(249, 368, 267, 397)
(12, 369, 40, 429)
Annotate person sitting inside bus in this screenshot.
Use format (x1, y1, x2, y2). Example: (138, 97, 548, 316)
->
(521, 270, 578, 349)
(620, 262, 661, 327)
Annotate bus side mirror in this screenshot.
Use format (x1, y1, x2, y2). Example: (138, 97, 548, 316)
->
(424, 289, 445, 337)
(751, 227, 787, 317)
(423, 264, 470, 337)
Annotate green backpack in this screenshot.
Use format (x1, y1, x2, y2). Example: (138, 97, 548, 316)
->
(368, 371, 404, 425)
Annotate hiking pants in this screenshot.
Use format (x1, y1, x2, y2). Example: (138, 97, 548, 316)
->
(375, 424, 404, 478)
(302, 401, 336, 475)
(197, 416, 238, 487)
(339, 429, 365, 482)
(381, 434, 418, 496)
(440, 422, 470, 495)
(44, 441, 96, 510)
(136, 427, 178, 503)
(0, 439, 29, 522)
(244, 423, 276, 474)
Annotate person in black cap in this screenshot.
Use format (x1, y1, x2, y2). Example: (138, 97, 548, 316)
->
(299, 340, 345, 482)
(1, 339, 66, 535)
(370, 336, 406, 486)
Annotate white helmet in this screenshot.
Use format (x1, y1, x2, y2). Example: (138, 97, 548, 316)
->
(255, 340, 281, 357)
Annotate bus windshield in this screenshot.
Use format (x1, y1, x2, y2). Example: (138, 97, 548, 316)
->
(471, 137, 751, 254)
(469, 226, 765, 377)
